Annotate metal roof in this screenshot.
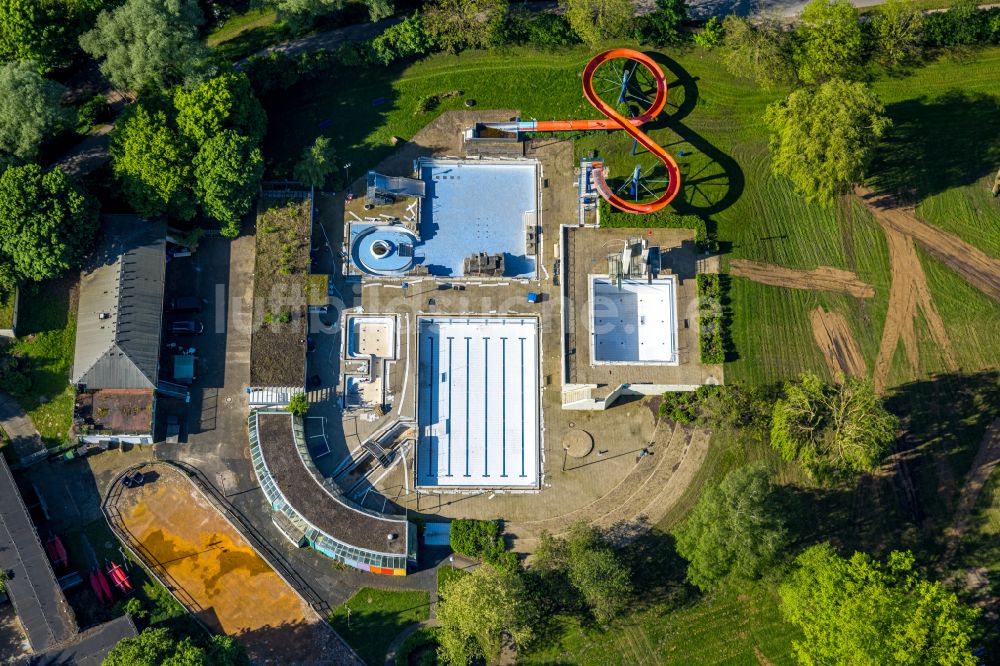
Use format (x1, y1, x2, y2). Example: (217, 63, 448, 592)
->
(0, 456, 78, 651)
(71, 216, 166, 390)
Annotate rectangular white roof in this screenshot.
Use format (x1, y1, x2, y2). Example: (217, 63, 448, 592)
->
(590, 276, 678, 365)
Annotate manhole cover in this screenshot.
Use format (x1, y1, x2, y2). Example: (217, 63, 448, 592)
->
(563, 429, 593, 458)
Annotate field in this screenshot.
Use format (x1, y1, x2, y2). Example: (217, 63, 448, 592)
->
(328, 587, 431, 666)
(9, 278, 78, 446)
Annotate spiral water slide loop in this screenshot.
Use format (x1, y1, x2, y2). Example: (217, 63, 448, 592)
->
(524, 49, 681, 214)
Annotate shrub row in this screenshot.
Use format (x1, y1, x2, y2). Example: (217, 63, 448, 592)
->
(922, 6, 1000, 48)
(597, 198, 707, 243)
(449, 519, 518, 572)
(697, 273, 725, 364)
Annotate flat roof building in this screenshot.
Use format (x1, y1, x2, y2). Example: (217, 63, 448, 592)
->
(590, 276, 678, 365)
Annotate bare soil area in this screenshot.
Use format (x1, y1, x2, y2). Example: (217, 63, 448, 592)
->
(730, 259, 875, 298)
(871, 222, 957, 393)
(809, 307, 867, 380)
(855, 186, 1000, 304)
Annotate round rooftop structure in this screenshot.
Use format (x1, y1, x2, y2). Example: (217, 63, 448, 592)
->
(352, 226, 418, 275)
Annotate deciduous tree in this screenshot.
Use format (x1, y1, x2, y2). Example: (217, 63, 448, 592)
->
(0, 164, 98, 281)
(174, 72, 266, 146)
(436, 565, 535, 665)
(109, 102, 195, 219)
(765, 79, 890, 204)
(636, 0, 687, 46)
(424, 0, 508, 51)
(780, 544, 978, 666)
(770, 372, 897, 482)
(532, 523, 632, 623)
(275, 0, 343, 31)
(0, 61, 71, 164)
(562, 0, 633, 46)
(80, 0, 210, 91)
(674, 465, 786, 590)
(794, 0, 863, 83)
(293, 136, 338, 190)
(0, 0, 73, 72)
(869, 0, 924, 68)
(194, 130, 263, 237)
(721, 16, 796, 88)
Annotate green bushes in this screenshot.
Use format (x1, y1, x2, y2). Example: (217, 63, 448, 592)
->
(922, 4, 1000, 48)
(597, 198, 707, 243)
(697, 273, 725, 364)
(449, 519, 518, 571)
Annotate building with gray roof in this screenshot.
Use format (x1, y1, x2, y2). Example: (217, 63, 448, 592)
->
(71, 216, 165, 442)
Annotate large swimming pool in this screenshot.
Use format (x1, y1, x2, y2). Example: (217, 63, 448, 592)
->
(417, 159, 538, 277)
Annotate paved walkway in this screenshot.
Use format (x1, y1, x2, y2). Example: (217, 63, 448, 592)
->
(244, 15, 402, 63)
(0, 391, 47, 464)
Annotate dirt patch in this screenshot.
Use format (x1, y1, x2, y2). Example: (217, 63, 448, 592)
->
(942, 418, 1000, 568)
(809, 307, 867, 381)
(507, 423, 710, 549)
(754, 647, 778, 666)
(856, 187, 1000, 303)
(730, 259, 875, 298)
(871, 222, 957, 393)
(114, 465, 347, 664)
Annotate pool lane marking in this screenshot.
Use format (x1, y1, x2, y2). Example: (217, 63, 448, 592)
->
(464, 336, 471, 478)
(483, 337, 490, 477)
(501, 337, 507, 478)
(446, 336, 453, 477)
(426, 335, 435, 477)
(520, 337, 527, 478)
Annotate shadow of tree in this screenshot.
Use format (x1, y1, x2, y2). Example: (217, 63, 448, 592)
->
(868, 91, 1000, 199)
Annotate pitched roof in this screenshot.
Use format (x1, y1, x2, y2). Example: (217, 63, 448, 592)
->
(72, 216, 165, 390)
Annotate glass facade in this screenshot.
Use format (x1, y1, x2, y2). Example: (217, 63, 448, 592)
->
(248, 410, 411, 575)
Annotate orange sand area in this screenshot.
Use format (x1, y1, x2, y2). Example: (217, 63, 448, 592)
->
(118, 469, 312, 636)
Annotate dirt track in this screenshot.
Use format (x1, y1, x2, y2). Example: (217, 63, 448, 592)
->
(730, 259, 876, 298)
(855, 187, 1000, 304)
(810, 307, 867, 380)
(942, 418, 1000, 568)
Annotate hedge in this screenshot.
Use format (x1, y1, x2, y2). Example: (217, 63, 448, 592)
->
(598, 198, 707, 244)
(697, 273, 725, 364)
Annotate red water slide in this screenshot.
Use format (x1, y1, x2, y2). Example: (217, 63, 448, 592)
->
(532, 49, 681, 214)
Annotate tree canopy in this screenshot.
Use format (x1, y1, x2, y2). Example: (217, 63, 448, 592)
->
(0, 0, 74, 72)
(563, 0, 633, 46)
(0, 164, 98, 281)
(869, 0, 924, 68)
(293, 136, 338, 189)
(110, 101, 195, 219)
(194, 130, 263, 236)
(103, 627, 248, 666)
(636, 0, 687, 46)
(770, 372, 898, 482)
(436, 565, 536, 665)
(533, 522, 632, 624)
(275, 0, 343, 31)
(765, 79, 890, 204)
(80, 0, 210, 91)
(780, 544, 979, 666)
(794, 0, 863, 83)
(721, 16, 796, 88)
(174, 72, 266, 146)
(674, 465, 786, 590)
(0, 61, 71, 164)
(423, 0, 507, 51)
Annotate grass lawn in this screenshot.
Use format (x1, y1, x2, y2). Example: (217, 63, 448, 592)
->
(9, 278, 77, 447)
(328, 587, 431, 666)
(208, 7, 289, 63)
(264, 42, 1000, 388)
(522, 581, 798, 666)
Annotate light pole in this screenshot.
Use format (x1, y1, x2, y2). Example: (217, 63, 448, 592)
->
(344, 162, 352, 192)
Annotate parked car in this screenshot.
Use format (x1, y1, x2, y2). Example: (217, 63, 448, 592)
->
(169, 296, 203, 313)
(170, 320, 204, 334)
